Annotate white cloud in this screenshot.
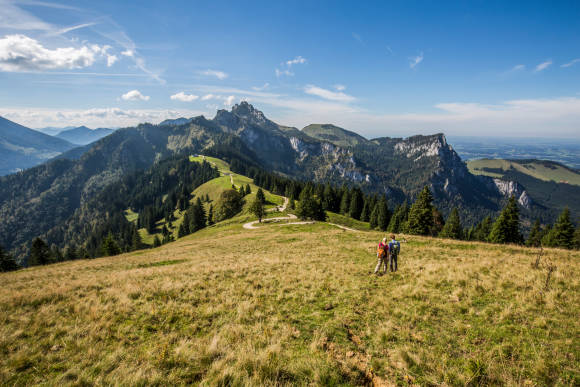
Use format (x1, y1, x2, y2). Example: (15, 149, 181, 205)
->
(170, 91, 198, 102)
(409, 52, 424, 69)
(534, 60, 552, 72)
(201, 94, 216, 101)
(106, 54, 118, 67)
(120, 49, 134, 57)
(286, 56, 306, 66)
(0, 1, 53, 31)
(121, 89, 149, 101)
(511, 64, 525, 71)
(0, 34, 109, 71)
(561, 58, 580, 68)
(252, 82, 269, 91)
(224, 95, 236, 107)
(334, 84, 346, 91)
(304, 85, 355, 102)
(275, 68, 293, 77)
(199, 69, 228, 80)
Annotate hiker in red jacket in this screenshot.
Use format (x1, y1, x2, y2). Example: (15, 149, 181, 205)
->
(374, 237, 389, 275)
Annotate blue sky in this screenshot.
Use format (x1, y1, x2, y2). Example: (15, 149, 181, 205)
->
(0, 0, 579, 138)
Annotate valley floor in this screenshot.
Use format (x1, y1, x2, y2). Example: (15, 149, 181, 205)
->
(1, 221, 579, 385)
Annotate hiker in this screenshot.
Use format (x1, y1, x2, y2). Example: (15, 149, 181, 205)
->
(388, 234, 401, 272)
(374, 237, 389, 275)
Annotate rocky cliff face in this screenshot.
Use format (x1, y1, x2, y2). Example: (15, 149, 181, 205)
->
(492, 178, 532, 209)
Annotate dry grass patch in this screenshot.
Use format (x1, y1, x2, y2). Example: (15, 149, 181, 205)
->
(1, 224, 578, 385)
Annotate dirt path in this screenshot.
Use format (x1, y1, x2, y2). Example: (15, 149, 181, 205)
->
(242, 213, 297, 229)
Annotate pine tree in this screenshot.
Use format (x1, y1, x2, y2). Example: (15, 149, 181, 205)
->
(360, 200, 370, 222)
(349, 188, 364, 220)
(472, 216, 493, 241)
(64, 246, 78, 260)
(542, 208, 575, 249)
(101, 232, 121, 256)
(322, 183, 337, 212)
(289, 198, 296, 210)
(296, 187, 326, 221)
(153, 235, 162, 247)
(256, 188, 266, 204)
(0, 245, 19, 272)
(239, 186, 246, 196)
(249, 198, 266, 223)
(190, 198, 207, 232)
(369, 203, 379, 229)
(406, 186, 434, 236)
(488, 196, 522, 244)
(245, 184, 252, 195)
(131, 229, 143, 250)
(439, 208, 463, 239)
(207, 204, 214, 225)
(29, 237, 51, 266)
(574, 224, 580, 250)
(388, 202, 409, 233)
(339, 189, 351, 215)
(377, 196, 390, 231)
(526, 219, 543, 247)
(431, 208, 445, 236)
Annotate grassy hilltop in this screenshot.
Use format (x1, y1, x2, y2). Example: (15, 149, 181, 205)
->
(1, 219, 579, 385)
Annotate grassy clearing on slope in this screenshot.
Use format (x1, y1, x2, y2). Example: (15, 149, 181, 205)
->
(1, 223, 578, 385)
(468, 158, 580, 185)
(326, 212, 371, 231)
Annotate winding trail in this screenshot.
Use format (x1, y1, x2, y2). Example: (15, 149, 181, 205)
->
(242, 196, 359, 232)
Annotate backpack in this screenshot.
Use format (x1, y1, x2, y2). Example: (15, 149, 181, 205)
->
(377, 243, 386, 258)
(389, 241, 400, 258)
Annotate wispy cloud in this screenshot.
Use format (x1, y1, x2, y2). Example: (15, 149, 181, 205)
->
(275, 68, 293, 77)
(286, 56, 306, 66)
(106, 54, 117, 67)
(534, 60, 552, 72)
(561, 58, 580, 68)
(170, 91, 198, 102)
(304, 85, 355, 102)
(352, 32, 364, 45)
(511, 64, 525, 71)
(252, 82, 269, 91)
(409, 52, 424, 69)
(121, 89, 149, 101)
(276, 56, 306, 77)
(386, 45, 394, 55)
(199, 69, 228, 80)
(49, 22, 97, 36)
(334, 84, 346, 91)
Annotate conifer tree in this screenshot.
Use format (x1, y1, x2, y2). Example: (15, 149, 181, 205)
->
(0, 245, 19, 272)
(339, 189, 351, 215)
(29, 237, 51, 266)
(431, 208, 445, 236)
(207, 204, 214, 225)
(360, 200, 370, 222)
(369, 203, 379, 229)
(376, 196, 390, 231)
(101, 232, 121, 256)
(472, 216, 493, 241)
(64, 246, 78, 260)
(322, 183, 337, 212)
(245, 184, 252, 195)
(190, 198, 207, 232)
(526, 219, 543, 247)
(153, 235, 162, 247)
(574, 224, 580, 250)
(488, 196, 522, 244)
(256, 188, 266, 204)
(289, 198, 296, 210)
(542, 208, 575, 249)
(131, 229, 143, 250)
(406, 186, 434, 235)
(388, 202, 409, 233)
(249, 197, 266, 223)
(439, 208, 463, 239)
(296, 186, 326, 221)
(349, 188, 364, 220)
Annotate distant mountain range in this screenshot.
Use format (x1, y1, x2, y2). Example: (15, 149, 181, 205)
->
(55, 126, 114, 145)
(0, 116, 76, 175)
(1, 102, 577, 259)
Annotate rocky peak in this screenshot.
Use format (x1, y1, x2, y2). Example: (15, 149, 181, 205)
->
(214, 102, 279, 132)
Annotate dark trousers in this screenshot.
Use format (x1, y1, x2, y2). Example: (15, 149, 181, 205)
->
(389, 255, 398, 272)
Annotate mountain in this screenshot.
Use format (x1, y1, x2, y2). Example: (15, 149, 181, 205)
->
(159, 117, 194, 126)
(0, 116, 76, 176)
(0, 102, 568, 258)
(468, 158, 580, 185)
(302, 123, 368, 147)
(55, 126, 115, 145)
(36, 126, 76, 136)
